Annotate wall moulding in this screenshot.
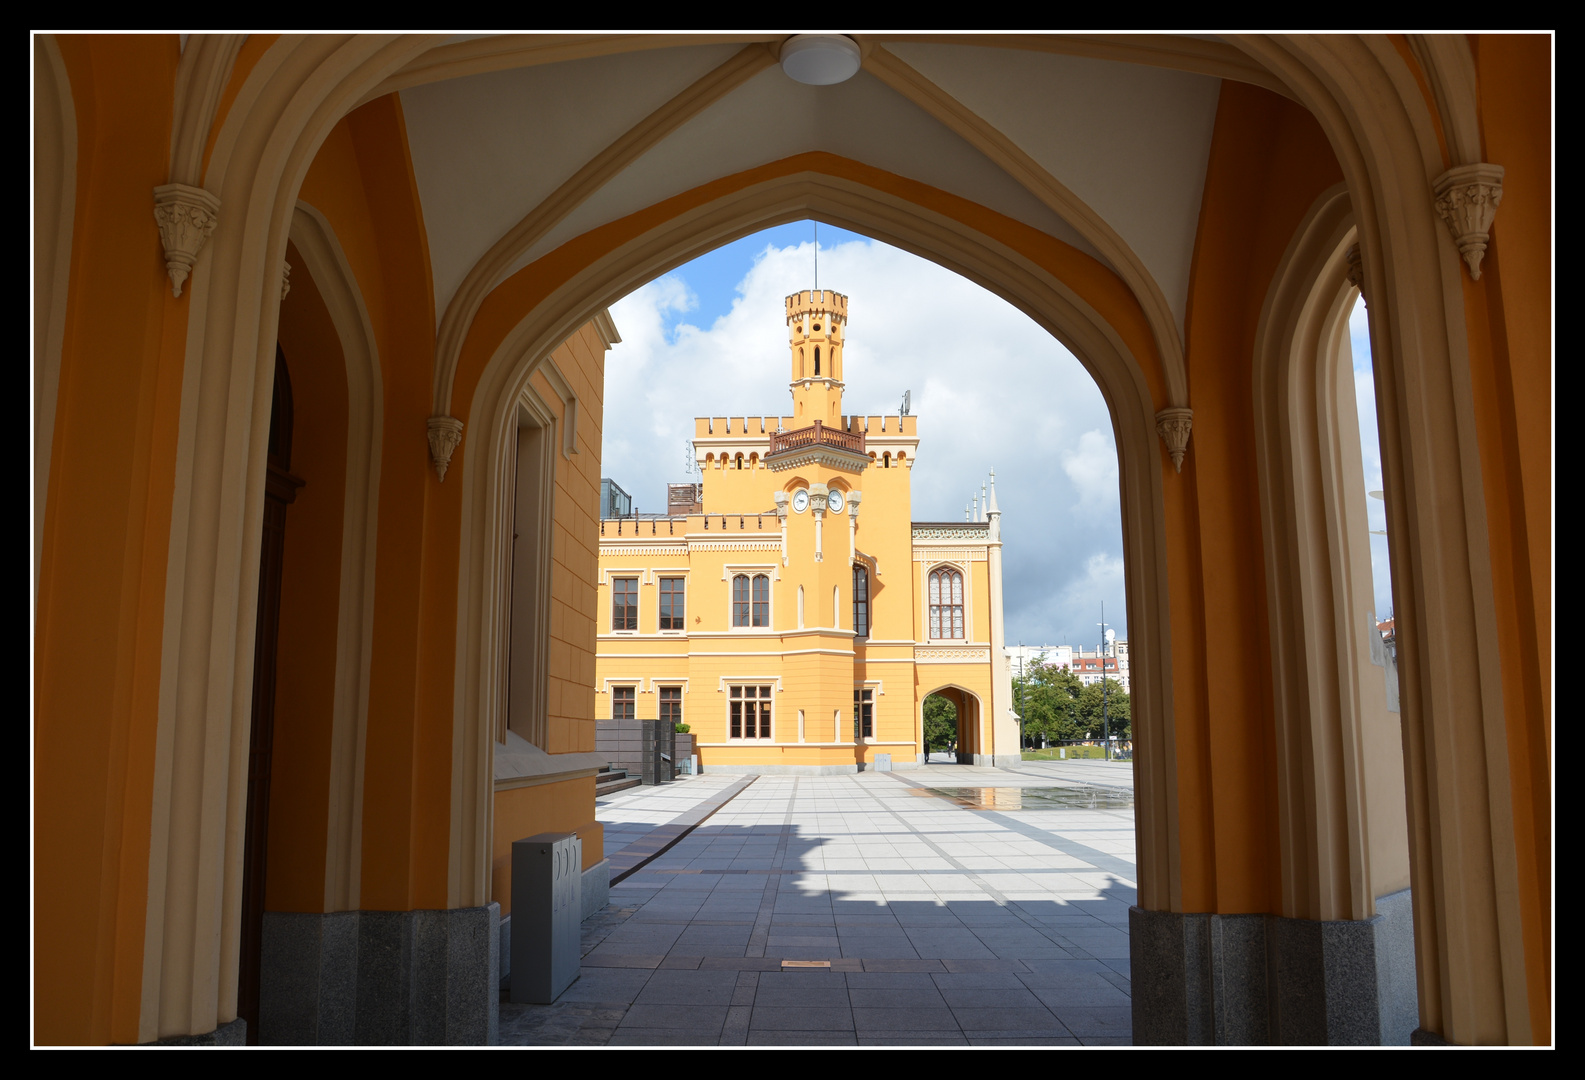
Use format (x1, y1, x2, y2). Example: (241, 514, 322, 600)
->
(152, 183, 220, 298)
(1155, 407, 1192, 473)
(1432, 163, 1504, 280)
(428, 415, 464, 481)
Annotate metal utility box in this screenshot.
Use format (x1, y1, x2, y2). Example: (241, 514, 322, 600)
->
(509, 832, 582, 1003)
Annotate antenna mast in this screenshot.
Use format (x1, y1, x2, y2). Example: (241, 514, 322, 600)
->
(813, 221, 819, 291)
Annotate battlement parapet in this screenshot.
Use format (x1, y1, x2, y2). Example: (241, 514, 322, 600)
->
(842, 415, 918, 436)
(695, 416, 800, 438)
(784, 289, 849, 321)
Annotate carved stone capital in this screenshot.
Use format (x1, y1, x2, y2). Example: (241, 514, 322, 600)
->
(1155, 407, 1193, 474)
(427, 415, 464, 482)
(280, 260, 292, 301)
(1433, 163, 1504, 280)
(773, 491, 789, 519)
(153, 183, 220, 298)
(1344, 243, 1366, 301)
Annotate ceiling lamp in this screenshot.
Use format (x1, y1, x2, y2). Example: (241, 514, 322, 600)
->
(780, 34, 861, 85)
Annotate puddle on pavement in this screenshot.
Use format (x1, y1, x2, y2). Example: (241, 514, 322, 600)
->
(911, 786, 1134, 810)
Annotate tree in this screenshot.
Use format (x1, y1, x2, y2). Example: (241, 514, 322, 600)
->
(922, 694, 957, 753)
(1013, 659, 1085, 743)
(1075, 678, 1130, 740)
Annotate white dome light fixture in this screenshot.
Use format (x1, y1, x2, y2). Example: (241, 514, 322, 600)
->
(780, 34, 862, 86)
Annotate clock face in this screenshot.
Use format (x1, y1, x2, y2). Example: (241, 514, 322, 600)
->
(827, 489, 844, 513)
(792, 489, 809, 513)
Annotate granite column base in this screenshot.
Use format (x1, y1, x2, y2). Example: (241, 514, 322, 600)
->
(151, 1018, 248, 1045)
(1131, 888, 1417, 1045)
(256, 904, 499, 1045)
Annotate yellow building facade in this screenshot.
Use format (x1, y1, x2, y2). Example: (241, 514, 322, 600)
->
(596, 290, 1019, 772)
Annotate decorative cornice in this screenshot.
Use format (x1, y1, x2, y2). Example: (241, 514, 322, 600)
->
(152, 183, 220, 298)
(1155, 407, 1193, 474)
(600, 544, 687, 556)
(914, 547, 987, 562)
(591, 307, 622, 350)
(1433, 163, 1504, 281)
(915, 646, 991, 662)
(765, 446, 870, 473)
(911, 523, 990, 541)
(427, 415, 464, 482)
(687, 540, 781, 552)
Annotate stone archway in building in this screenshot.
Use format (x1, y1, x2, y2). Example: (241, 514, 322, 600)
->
(121, 34, 1544, 1045)
(919, 684, 985, 765)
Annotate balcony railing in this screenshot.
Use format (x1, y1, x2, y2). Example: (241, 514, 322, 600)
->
(766, 420, 865, 458)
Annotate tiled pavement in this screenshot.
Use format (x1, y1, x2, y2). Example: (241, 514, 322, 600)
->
(500, 768, 1136, 1046)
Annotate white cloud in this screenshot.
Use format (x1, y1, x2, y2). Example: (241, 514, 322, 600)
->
(603, 235, 1126, 640)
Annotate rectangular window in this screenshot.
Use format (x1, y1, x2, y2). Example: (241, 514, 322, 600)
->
(612, 576, 638, 631)
(660, 686, 682, 727)
(729, 684, 773, 739)
(659, 577, 686, 630)
(612, 685, 636, 721)
(852, 564, 869, 638)
(853, 688, 873, 740)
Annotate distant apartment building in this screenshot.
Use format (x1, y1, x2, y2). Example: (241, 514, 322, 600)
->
(1005, 639, 1129, 691)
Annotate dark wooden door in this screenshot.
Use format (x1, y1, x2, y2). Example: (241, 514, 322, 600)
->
(238, 347, 303, 1044)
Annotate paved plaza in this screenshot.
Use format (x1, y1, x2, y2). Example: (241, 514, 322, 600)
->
(501, 763, 1137, 1046)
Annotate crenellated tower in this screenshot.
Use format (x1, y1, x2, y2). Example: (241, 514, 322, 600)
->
(786, 289, 847, 425)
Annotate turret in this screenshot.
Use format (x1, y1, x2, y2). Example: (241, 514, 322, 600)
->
(786, 290, 847, 425)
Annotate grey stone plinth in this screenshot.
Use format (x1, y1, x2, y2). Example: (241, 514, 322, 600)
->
(1373, 888, 1418, 1045)
(1131, 890, 1418, 1046)
(152, 1017, 247, 1045)
(354, 904, 499, 1045)
(259, 910, 358, 1044)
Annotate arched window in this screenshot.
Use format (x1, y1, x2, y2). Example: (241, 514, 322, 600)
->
(735, 453, 744, 470)
(928, 567, 964, 639)
(733, 573, 770, 627)
(852, 564, 869, 638)
(882, 452, 891, 468)
(753, 574, 769, 626)
(814, 346, 820, 375)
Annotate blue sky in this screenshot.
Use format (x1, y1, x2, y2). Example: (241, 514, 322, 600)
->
(1349, 300, 1396, 623)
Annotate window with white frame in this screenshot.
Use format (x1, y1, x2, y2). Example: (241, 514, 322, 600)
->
(853, 687, 874, 740)
(611, 684, 636, 721)
(928, 567, 964, 639)
(659, 577, 685, 630)
(612, 576, 638, 631)
(659, 686, 682, 728)
(731, 573, 770, 627)
(729, 684, 773, 739)
(852, 564, 869, 638)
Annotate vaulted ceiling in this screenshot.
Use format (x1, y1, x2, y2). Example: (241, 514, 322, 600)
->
(388, 35, 1264, 364)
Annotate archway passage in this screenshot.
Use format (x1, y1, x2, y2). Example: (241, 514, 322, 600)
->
(238, 347, 303, 1044)
(921, 687, 983, 764)
(31, 35, 1550, 1047)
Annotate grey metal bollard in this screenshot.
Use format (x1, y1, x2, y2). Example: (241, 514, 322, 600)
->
(509, 832, 582, 1003)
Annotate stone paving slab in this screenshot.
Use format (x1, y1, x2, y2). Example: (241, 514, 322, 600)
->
(499, 768, 1137, 1047)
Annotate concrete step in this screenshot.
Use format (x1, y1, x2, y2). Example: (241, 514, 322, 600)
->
(596, 775, 642, 797)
